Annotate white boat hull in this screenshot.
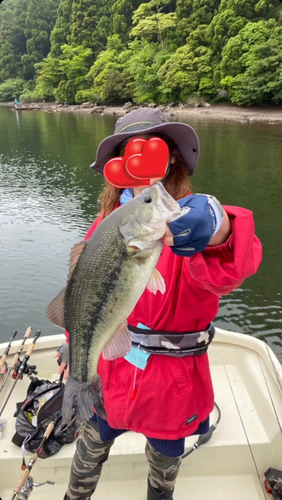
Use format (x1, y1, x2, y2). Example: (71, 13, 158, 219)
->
(0, 328, 282, 499)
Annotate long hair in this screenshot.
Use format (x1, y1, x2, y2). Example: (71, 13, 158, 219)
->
(98, 134, 193, 217)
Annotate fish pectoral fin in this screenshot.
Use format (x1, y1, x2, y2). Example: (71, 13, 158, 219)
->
(46, 287, 66, 329)
(68, 241, 87, 280)
(102, 321, 132, 360)
(147, 269, 166, 295)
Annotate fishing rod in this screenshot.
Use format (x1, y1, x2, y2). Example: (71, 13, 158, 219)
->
(0, 330, 41, 418)
(0, 330, 18, 377)
(0, 327, 32, 395)
(10, 418, 57, 500)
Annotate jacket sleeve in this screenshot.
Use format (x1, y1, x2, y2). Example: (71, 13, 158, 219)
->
(186, 206, 262, 296)
(65, 217, 102, 343)
(84, 216, 103, 241)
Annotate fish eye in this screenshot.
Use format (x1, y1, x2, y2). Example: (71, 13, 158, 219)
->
(143, 196, 152, 204)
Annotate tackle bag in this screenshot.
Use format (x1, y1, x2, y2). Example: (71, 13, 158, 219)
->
(12, 377, 76, 458)
(264, 468, 282, 499)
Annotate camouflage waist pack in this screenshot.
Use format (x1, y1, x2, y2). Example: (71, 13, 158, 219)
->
(12, 377, 76, 458)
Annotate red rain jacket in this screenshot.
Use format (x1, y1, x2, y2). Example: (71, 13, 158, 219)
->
(65, 205, 262, 440)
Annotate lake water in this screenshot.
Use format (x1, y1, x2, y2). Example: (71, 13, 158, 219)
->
(0, 105, 281, 359)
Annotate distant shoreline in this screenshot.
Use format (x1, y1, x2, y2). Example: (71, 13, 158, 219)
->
(2, 101, 282, 124)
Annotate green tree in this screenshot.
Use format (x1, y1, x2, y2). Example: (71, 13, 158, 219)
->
(206, 0, 281, 86)
(50, 0, 73, 57)
(220, 19, 270, 78)
(1, 0, 282, 106)
(86, 35, 132, 104)
(21, 0, 60, 80)
(0, 0, 28, 82)
(158, 43, 214, 102)
(131, 0, 177, 49)
(125, 40, 170, 103)
(175, 0, 221, 44)
(55, 44, 92, 103)
(112, 0, 144, 44)
(0, 77, 25, 101)
(70, 0, 115, 56)
(35, 54, 64, 100)
(221, 19, 282, 105)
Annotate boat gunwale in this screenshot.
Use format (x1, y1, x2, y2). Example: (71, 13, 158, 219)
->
(0, 327, 281, 392)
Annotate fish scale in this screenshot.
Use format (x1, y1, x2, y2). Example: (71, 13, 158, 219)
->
(67, 226, 129, 382)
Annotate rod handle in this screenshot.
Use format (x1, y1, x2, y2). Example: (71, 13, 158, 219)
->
(0, 331, 18, 371)
(25, 331, 41, 357)
(23, 326, 32, 340)
(13, 467, 31, 493)
(13, 327, 33, 362)
(13, 453, 38, 494)
(43, 421, 55, 439)
(0, 354, 7, 371)
(10, 352, 20, 370)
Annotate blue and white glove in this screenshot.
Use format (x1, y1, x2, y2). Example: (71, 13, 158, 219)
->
(168, 194, 224, 257)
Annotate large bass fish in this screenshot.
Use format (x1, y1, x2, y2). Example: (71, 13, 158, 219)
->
(46, 183, 180, 426)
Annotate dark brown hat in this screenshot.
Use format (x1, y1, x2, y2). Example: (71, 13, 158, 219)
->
(90, 107, 200, 175)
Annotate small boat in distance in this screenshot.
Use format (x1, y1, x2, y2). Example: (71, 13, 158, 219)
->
(0, 328, 281, 499)
(11, 106, 42, 111)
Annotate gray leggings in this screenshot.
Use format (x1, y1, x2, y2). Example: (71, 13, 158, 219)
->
(67, 419, 182, 499)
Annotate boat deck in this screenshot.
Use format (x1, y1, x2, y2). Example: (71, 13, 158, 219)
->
(1, 329, 282, 499)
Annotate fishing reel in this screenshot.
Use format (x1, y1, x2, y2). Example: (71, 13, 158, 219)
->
(12, 362, 38, 380)
(14, 476, 54, 500)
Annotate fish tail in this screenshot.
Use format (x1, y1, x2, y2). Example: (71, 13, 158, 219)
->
(92, 375, 107, 420)
(62, 374, 107, 427)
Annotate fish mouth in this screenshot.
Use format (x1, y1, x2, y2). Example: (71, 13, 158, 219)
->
(135, 184, 180, 231)
(157, 196, 180, 217)
(155, 185, 181, 220)
(136, 219, 166, 233)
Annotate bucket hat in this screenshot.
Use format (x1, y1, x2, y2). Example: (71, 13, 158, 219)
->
(90, 108, 200, 175)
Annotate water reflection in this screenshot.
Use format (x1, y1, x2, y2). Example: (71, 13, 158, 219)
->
(190, 118, 282, 359)
(217, 289, 282, 358)
(0, 106, 281, 360)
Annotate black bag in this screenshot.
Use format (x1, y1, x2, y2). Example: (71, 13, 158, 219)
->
(264, 468, 282, 500)
(12, 377, 76, 458)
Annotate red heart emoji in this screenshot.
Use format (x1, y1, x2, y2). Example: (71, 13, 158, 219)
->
(124, 138, 146, 158)
(104, 157, 150, 189)
(126, 137, 169, 179)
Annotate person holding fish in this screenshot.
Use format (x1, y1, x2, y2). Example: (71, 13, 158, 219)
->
(48, 107, 262, 500)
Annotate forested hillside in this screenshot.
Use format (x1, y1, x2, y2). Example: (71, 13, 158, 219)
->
(0, 0, 281, 106)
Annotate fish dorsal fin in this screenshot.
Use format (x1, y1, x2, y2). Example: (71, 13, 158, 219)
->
(46, 287, 66, 329)
(147, 269, 166, 295)
(68, 241, 86, 280)
(45, 241, 86, 329)
(102, 321, 132, 360)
